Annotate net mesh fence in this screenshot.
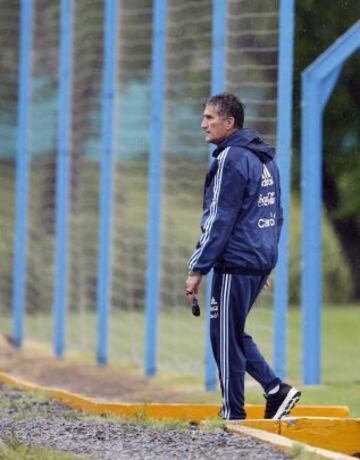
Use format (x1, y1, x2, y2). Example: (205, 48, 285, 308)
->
(0, 0, 20, 334)
(0, 0, 287, 382)
(110, 0, 153, 366)
(66, 0, 103, 351)
(159, 0, 212, 374)
(27, 0, 59, 341)
(157, 0, 280, 375)
(226, 0, 279, 143)
(225, 0, 280, 370)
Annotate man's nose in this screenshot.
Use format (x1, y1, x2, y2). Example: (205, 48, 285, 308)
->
(201, 119, 207, 129)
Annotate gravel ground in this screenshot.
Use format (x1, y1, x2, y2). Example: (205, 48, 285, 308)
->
(0, 384, 291, 459)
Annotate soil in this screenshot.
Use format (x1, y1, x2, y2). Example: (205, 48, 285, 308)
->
(0, 334, 205, 403)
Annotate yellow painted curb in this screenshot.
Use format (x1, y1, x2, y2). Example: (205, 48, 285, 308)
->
(227, 424, 354, 460)
(0, 372, 351, 422)
(228, 418, 360, 457)
(281, 417, 360, 456)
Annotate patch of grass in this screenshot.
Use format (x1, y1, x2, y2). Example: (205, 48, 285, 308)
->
(289, 304, 360, 417)
(61, 412, 83, 422)
(132, 417, 191, 432)
(0, 436, 84, 460)
(290, 442, 324, 459)
(2, 390, 46, 409)
(11, 390, 50, 406)
(0, 389, 74, 422)
(200, 418, 227, 431)
(79, 411, 192, 432)
(151, 305, 360, 417)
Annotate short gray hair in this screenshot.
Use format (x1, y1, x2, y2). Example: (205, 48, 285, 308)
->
(205, 92, 245, 128)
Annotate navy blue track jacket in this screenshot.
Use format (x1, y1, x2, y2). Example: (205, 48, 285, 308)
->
(188, 128, 283, 275)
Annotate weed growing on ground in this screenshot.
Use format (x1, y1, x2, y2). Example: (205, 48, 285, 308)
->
(133, 417, 191, 432)
(200, 418, 227, 431)
(0, 435, 84, 460)
(59, 409, 193, 432)
(290, 442, 323, 459)
(82, 413, 192, 431)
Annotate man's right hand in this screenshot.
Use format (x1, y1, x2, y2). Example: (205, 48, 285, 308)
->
(262, 278, 271, 290)
(185, 274, 202, 304)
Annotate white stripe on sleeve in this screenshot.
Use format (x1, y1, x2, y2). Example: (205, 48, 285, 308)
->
(189, 147, 230, 270)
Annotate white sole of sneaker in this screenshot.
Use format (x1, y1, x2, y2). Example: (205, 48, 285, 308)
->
(272, 388, 301, 420)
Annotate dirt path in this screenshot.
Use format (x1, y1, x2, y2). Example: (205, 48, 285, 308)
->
(0, 334, 203, 403)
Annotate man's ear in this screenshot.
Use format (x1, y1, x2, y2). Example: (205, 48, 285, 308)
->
(226, 116, 235, 130)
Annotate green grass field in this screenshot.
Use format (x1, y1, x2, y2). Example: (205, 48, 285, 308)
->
(246, 304, 360, 417)
(1, 304, 359, 416)
(152, 304, 360, 417)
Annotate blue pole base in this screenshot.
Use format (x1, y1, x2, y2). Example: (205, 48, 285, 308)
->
(97, 355, 107, 367)
(205, 378, 217, 392)
(54, 352, 64, 359)
(145, 367, 156, 378)
(11, 337, 22, 350)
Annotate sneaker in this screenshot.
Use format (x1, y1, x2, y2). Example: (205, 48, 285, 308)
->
(264, 383, 301, 419)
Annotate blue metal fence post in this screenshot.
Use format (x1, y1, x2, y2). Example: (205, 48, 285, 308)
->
(53, 0, 73, 358)
(301, 77, 323, 384)
(12, 0, 33, 348)
(204, 0, 228, 392)
(273, 0, 295, 379)
(301, 20, 360, 384)
(96, 0, 118, 366)
(144, 0, 167, 377)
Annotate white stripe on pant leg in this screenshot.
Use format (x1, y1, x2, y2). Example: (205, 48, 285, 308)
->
(220, 274, 231, 419)
(220, 275, 226, 417)
(224, 274, 231, 418)
(222, 275, 228, 418)
(225, 275, 231, 418)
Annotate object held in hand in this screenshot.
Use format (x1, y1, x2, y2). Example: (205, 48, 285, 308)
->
(192, 297, 200, 317)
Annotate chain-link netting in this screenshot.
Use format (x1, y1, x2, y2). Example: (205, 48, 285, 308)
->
(0, 0, 282, 381)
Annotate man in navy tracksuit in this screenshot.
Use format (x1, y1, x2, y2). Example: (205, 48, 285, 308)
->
(185, 93, 301, 420)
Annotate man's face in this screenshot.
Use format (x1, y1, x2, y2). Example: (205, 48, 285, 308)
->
(201, 104, 235, 145)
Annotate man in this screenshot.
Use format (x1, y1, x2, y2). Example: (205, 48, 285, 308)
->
(185, 92, 300, 420)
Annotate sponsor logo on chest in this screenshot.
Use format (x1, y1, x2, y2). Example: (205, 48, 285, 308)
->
(258, 191, 275, 207)
(258, 212, 276, 228)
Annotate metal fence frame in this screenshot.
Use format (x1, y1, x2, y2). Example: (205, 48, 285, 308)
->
(11, 0, 295, 389)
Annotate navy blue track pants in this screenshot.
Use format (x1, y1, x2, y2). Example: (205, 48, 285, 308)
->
(210, 271, 280, 420)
